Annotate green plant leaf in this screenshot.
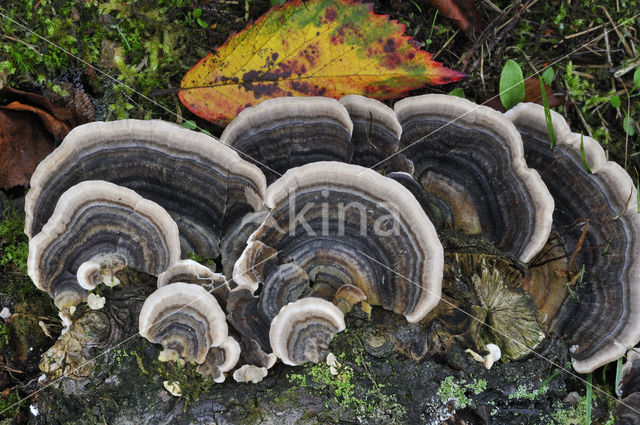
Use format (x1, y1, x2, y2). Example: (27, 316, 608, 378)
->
(633, 66, 640, 91)
(623, 115, 635, 136)
(585, 373, 592, 425)
(448, 87, 466, 98)
(197, 17, 208, 28)
(580, 133, 592, 174)
(181, 120, 197, 130)
(192, 8, 202, 18)
(610, 95, 621, 108)
(539, 78, 556, 147)
(499, 59, 525, 110)
(616, 356, 624, 396)
(542, 67, 555, 86)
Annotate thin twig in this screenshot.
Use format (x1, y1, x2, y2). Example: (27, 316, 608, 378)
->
(601, 6, 634, 57)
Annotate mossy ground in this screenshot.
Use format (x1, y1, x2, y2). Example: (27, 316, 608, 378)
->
(0, 0, 638, 423)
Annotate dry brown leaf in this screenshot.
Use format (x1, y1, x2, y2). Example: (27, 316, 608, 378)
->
(482, 76, 563, 112)
(0, 108, 55, 189)
(428, 0, 487, 38)
(0, 86, 95, 189)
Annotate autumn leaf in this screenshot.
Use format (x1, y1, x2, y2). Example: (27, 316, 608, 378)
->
(0, 87, 95, 189)
(179, 0, 464, 124)
(427, 0, 487, 38)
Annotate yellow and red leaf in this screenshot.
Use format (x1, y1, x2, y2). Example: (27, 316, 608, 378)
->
(179, 0, 464, 125)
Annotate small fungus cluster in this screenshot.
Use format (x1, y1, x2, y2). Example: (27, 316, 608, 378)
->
(26, 94, 640, 386)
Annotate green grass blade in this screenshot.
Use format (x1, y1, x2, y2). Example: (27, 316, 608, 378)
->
(615, 356, 623, 396)
(580, 134, 592, 174)
(585, 372, 592, 425)
(539, 78, 556, 148)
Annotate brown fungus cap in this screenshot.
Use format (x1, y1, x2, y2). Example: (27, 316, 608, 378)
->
(138, 282, 228, 364)
(232, 240, 279, 293)
(257, 262, 311, 322)
(157, 259, 230, 305)
(269, 297, 345, 366)
(196, 336, 241, 383)
(220, 210, 269, 278)
(333, 284, 368, 314)
(395, 94, 554, 263)
(235, 161, 444, 323)
(220, 97, 354, 183)
(506, 103, 640, 373)
(339, 95, 402, 170)
(27, 180, 180, 310)
(24, 119, 266, 259)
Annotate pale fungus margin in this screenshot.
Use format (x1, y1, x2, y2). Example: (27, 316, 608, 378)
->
(24, 119, 266, 259)
(506, 103, 640, 374)
(24, 92, 640, 402)
(395, 94, 555, 264)
(27, 180, 181, 310)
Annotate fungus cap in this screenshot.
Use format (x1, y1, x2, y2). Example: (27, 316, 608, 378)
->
(27, 180, 180, 310)
(395, 94, 554, 263)
(506, 103, 640, 373)
(138, 282, 228, 364)
(250, 161, 444, 322)
(220, 97, 353, 183)
(339, 95, 401, 169)
(25, 119, 266, 259)
(157, 259, 230, 304)
(196, 336, 241, 383)
(269, 297, 346, 366)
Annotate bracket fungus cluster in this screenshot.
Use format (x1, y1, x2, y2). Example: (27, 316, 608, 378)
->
(24, 119, 266, 260)
(139, 283, 228, 364)
(27, 180, 181, 309)
(26, 92, 640, 392)
(506, 104, 640, 373)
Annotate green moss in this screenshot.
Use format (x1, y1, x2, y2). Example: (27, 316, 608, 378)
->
(0, 323, 9, 347)
(0, 207, 37, 297)
(186, 252, 217, 269)
(0, 207, 28, 274)
(437, 375, 487, 409)
(152, 358, 213, 407)
(0, 390, 25, 420)
(287, 348, 406, 423)
(0, 0, 223, 123)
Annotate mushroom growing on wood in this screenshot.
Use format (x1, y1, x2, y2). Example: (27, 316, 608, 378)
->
(235, 161, 444, 323)
(27, 180, 180, 310)
(506, 103, 640, 373)
(269, 297, 346, 366)
(24, 119, 266, 259)
(220, 97, 354, 183)
(395, 94, 554, 263)
(139, 282, 228, 364)
(157, 259, 230, 305)
(196, 336, 241, 383)
(338, 95, 403, 170)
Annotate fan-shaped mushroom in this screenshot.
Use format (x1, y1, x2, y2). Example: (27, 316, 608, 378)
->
(157, 259, 230, 304)
(506, 103, 640, 373)
(138, 282, 228, 364)
(220, 210, 269, 278)
(233, 364, 268, 383)
(395, 94, 554, 263)
(235, 161, 444, 323)
(220, 97, 354, 183)
(339, 95, 402, 169)
(27, 180, 180, 310)
(25, 119, 266, 259)
(196, 336, 241, 383)
(269, 297, 346, 366)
